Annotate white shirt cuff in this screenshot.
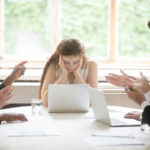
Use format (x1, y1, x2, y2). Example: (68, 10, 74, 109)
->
(141, 100, 150, 109)
(144, 90, 150, 102)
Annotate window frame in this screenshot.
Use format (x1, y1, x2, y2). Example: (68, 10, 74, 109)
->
(0, 0, 150, 69)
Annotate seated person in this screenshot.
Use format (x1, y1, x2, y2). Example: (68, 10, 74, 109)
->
(39, 38, 98, 106)
(105, 21, 150, 125)
(0, 61, 28, 124)
(105, 70, 150, 125)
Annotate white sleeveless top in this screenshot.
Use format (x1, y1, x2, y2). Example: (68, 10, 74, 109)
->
(55, 63, 89, 84)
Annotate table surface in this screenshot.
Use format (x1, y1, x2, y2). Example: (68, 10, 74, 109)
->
(0, 106, 150, 150)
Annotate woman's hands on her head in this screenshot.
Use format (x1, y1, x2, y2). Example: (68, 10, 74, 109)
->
(0, 86, 13, 108)
(74, 56, 83, 76)
(58, 55, 68, 76)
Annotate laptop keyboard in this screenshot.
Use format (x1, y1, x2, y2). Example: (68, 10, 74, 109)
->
(111, 117, 129, 126)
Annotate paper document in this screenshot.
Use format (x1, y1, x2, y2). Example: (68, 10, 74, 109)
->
(85, 137, 145, 146)
(92, 130, 133, 138)
(7, 129, 60, 137)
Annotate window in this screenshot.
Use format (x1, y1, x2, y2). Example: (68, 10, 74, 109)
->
(119, 0, 150, 59)
(62, 0, 108, 57)
(4, 0, 51, 59)
(0, 0, 150, 68)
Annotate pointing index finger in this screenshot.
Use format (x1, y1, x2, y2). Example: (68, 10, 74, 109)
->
(17, 61, 28, 66)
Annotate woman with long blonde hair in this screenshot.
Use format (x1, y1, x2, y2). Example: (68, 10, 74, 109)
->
(39, 38, 98, 106)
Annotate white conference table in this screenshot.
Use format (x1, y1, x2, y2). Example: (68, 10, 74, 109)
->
(0, 106, 150, 150)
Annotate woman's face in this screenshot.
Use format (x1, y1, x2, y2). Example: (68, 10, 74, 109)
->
(62, 55, 81, 72)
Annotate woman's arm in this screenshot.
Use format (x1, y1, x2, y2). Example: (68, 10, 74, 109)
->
(87, 61, 98, 88)
(41, 63, 56, 106)
(74, 57, 87, 84)
(74, 71, 86, 84)
(41, 62, 68, 106)
(54, 55, 68, 84)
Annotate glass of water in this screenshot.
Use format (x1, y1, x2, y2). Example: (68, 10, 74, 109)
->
(31, 99, 42, 115)
(141, 123, 150, 133)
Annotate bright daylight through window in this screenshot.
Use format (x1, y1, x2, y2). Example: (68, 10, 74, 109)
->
(2, 0, 150, 63)
(4, 0, 51, 59)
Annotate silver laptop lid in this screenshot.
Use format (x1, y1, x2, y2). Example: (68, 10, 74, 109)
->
(89, 88, 111, 125)
(89, 88, 140, 127)
(48, 84, 90, 113)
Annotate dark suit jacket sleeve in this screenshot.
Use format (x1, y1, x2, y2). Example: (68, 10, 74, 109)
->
(141, 105, 150, 126)
(0, 83, 5, 125)
(0, 83, 5, 90)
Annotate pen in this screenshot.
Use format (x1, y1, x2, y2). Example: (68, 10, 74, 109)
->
(124, 85, 133, 91)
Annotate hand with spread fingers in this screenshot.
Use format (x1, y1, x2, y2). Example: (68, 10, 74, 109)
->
(105, 70, 136, 88)
(0, 113, 28, 122)
(3, 61, 27, 86)
(131, 72, 150, 95)
(125, 86, 146, 105)
(105, 70, 144, 92)
(0, 86, 13, 108)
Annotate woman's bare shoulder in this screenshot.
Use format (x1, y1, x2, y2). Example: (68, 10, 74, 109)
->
(46, 62, 57, 75)
(88, 60, 98, 67)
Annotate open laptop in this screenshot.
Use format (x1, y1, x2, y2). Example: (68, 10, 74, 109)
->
(48, 84, 90, 113)
(89, 88, 141, 127)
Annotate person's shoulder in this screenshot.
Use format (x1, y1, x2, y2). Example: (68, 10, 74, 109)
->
(88, 59, 98, 67)
(47, 62, 56, 69)
(46, 62, 57, 74)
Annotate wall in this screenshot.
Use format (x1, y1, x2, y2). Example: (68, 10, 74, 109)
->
(9, 82, 141, 109)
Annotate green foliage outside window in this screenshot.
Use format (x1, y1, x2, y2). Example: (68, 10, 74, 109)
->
(119, 0, 150, 57)
(4, 0, 150, 58)
(62, 0, 108, 57)
(4, 0, 50, 56)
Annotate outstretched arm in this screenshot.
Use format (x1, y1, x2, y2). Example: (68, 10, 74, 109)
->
(105, 70, 137, 88)
(87, 61, 98, 88)
(3, 61, 27, 86)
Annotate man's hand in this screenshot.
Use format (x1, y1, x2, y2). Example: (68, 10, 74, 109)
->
(131, 72, 150, 95)
(124, 111, 142, 121)
(0, 86, 13, 108)
(105, 70, 136, 88)
(4, 61, 27, 86)
(9, 61, 27, 81)
(125, 87, 146, 105)
(0, 113, 28, 122)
